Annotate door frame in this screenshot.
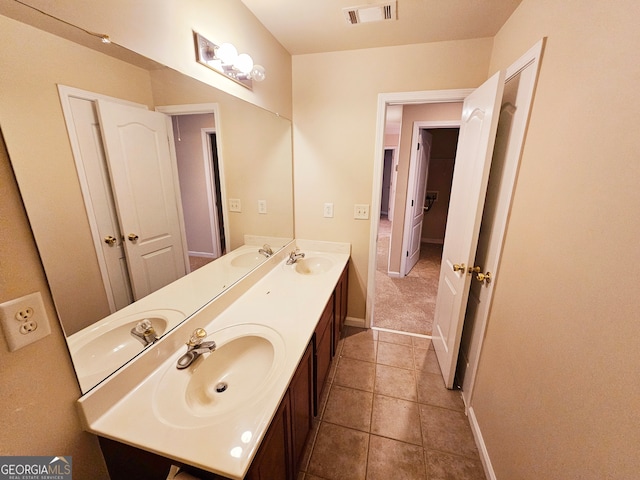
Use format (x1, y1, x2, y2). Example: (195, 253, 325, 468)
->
(367, 89, 473, 327)
(155, 103, 230, 264)
(399, 121, 460, 277)
(201, 127, 223, 258)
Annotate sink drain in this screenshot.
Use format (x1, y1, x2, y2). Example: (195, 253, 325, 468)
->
(215, 382, 228, 393)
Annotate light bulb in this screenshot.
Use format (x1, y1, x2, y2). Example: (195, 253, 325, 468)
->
(234, 53, 254, 75)
(250, 65, 266, 82)
(216, 43, 237, 65)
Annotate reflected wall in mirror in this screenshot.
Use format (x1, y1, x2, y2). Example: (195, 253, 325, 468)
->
(0, 12, 293, 392)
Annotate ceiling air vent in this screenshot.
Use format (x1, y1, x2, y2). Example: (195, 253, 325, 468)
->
(343, 2, 397, 25)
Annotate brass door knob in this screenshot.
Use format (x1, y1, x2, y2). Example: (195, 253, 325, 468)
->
(468, 266, 481, 274)
(128, 233, 139, 242)
(452, 263, 465, 273)
(476, 272, 492, 284)
(104, 235, 117, 246)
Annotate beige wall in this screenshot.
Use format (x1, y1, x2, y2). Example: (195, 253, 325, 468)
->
(0, 133, 109, 478)
(293, 39, 492, 319)
(6, 0, 292, 117)
(470, 0, 640, 478)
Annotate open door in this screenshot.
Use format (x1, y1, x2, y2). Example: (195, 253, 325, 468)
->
(97, 100, 187, 300)
(401, 129, 432, 275)
(432, 70, 505, 388)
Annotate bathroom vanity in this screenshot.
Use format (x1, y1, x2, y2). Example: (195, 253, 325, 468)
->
(76, 240, 350, 480)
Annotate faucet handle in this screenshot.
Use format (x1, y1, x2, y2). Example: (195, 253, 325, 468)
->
(187, 328, 207, 346)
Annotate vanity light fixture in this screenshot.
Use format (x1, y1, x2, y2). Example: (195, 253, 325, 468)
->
(194, 31, 266, 90)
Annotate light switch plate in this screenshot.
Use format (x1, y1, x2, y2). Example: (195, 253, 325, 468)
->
(258, 199, 267, 214)
(229, 198, 241, 212)
(354, 204, 370, 220)
(0, 292, 51, 351)
(323, 203, 334, 218)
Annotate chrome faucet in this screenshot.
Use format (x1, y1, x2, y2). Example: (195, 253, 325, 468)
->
(176, 328, 216, 369)
(258, 244, 273, 258)
(130, 319, 158, 346)
(286, 248, 305, 265)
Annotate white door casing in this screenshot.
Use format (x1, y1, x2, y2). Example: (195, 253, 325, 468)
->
(97, 100, 187, 300)
(201, 128, 222, 259)
(432, 70, 505, 388)
(401, 129, 432, 275)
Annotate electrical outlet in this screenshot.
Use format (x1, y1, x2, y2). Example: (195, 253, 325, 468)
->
(0, 292, 51, 352)
(323, 203, 334, 218)
(258, 199, 267, 214)
(229, 198, 242, 212)
(354, 204, 370, 220)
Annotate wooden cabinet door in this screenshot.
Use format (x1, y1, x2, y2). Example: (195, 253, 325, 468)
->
(289, 342, 313, 472)
(314, 297, 334, 415)
(245, 392, 292, 480)
(333, 264, 349, 353)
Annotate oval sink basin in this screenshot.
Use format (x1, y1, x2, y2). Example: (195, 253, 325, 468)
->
(294, 257, 333, 275)
(153, 324, 285, 428)
(69, 310, 183, 392)
(230, 252, 265, 268)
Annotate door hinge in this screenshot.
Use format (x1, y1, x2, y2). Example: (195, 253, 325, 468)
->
(417, 143, 420, 150)
(406, 251, 409, 257)
(411, 199, 414, 206)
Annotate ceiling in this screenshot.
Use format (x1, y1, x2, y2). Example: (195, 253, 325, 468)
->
(240, 0, 523, 55)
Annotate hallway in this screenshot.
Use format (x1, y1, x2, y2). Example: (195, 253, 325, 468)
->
(297, 327, 485, 479)
(373, 217, 442, 336)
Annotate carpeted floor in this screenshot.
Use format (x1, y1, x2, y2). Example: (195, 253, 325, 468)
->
(373, 217, 442, 336)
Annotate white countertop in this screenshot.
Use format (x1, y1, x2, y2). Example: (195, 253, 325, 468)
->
(77, 240, 350, 479)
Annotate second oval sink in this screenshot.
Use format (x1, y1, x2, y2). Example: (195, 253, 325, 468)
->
(294, 257, 333, 275)
(153, 324, 285, 428)
(230, 252, 265, 268)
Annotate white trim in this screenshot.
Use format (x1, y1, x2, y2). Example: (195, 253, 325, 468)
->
(367, 89, 473, 328)
(371, 326, 433, 340)
(188, 251, 216, 258)
(344, 316, 366, 329)
(201, 128, 222, 258)
(57, 85, 147, 312)
(468, 406, 497, 480)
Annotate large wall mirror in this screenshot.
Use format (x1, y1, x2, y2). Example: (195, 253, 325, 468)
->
(0, 9, 293, 392)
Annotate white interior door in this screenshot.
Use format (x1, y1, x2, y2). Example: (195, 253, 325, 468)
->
(97, 100, 187, 300)
(401, 129, 432, 275)
(67, 97, 134, 310)
(432, 70, 505, 388)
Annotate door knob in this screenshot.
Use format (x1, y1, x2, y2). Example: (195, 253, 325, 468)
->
(104, 235, 117, 246)
(475, 272, 492, 284)
(468, 266, 481, 274)
(452, 263, 465, 273)
(128, 233, 139, 242)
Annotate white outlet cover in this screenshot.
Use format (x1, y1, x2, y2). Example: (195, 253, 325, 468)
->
(324, 203, 334, 218)
(0, 292, 51, 352)
(258, 199, 267, 214)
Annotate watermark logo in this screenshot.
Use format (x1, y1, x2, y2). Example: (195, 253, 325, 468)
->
(0, 456, 72, 480)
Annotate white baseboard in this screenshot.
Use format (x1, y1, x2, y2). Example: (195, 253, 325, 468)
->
(421, 238, 444, 245)
(188, 251, 216, 258)
(467, 406, 496, 480)
(344, 316, 365, 328)
(387, 271, 402, 279)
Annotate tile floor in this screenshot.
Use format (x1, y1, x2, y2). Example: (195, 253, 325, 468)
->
(297, 327, 486, 480)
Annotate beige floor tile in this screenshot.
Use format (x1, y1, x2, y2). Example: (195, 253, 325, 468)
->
(420, 405, 480, 459)
(366, 435, 426, 479)
(416, 371, 465, 411)
(377, 330, 412, 345)
(307, 422, 369, 480)
(376, 342, 414, 370)
(371, 394, 422, 446)
(426, 450, 486, 480)
(374, 364, 417, 401)
(342, 333, 377, 363)
(323, 385, 373, 432)
(413, 346, 440, 374)
(411, 336, 433, 350)
(334, 357, 375, 392)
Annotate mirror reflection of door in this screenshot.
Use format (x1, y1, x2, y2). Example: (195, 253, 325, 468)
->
(61, 89, 189, 312)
